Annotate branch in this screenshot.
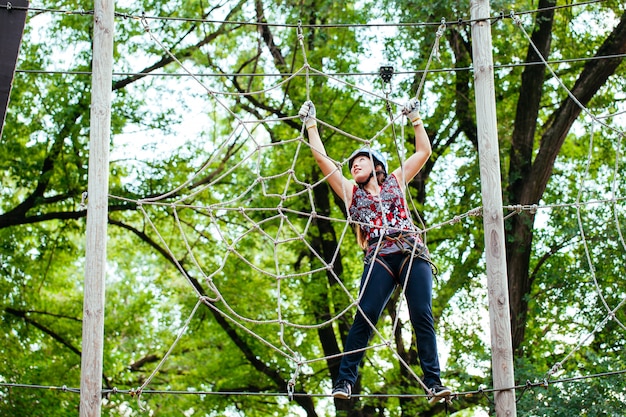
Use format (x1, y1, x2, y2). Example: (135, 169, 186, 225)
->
(4, 307, 117, 389)
(129, 354, 160, 372)
(0, 203, 136, 229)
(190, 135, 248, 188)
(509, 0, 556, 199)
(526, 10, 626, 203)
(109, 218, 307, 409)
(112, 0, 248, 91)
(230, 75, 300, 131)
(4, 307, 82, 356)
(254, 0, 286, 69)
(1, 102, 86, 228)
(448, 28, 477, 149)
(528, 234, 577, 287)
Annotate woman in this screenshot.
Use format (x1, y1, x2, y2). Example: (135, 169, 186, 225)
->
(298, 99, 450, 403)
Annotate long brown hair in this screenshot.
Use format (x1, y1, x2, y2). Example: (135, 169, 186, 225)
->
(355, 164, 387, 249)
(355, 226, 368, 249)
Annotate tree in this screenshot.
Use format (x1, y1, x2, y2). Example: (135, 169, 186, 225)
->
(1, 1, 625, 416)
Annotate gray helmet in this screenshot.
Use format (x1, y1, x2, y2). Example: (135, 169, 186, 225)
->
(348, 147, 388, 173)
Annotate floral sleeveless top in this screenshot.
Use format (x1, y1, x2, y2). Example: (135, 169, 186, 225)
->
(349, 173, 430, 262)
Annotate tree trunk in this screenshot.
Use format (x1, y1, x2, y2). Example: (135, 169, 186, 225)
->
(506, 9, 626, 352)
(506, 0, 556, 353)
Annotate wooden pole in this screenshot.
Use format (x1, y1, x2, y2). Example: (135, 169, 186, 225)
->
(0, 0, 29, 138)
(80, 1, 114, 416)
(469, 0, 517, 415)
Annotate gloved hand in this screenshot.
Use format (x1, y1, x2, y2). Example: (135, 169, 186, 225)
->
(402, 98, 422, 126)
(298, 100, 317, 129)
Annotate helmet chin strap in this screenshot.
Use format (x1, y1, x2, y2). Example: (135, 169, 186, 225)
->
(357, 170, 375, 188)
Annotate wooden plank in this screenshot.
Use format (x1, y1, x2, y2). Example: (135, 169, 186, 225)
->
(0, 0, 29, 138)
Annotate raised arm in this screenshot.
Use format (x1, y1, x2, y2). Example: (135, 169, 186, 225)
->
(391, 98, 432, 189)
(299, 101, 354, 204)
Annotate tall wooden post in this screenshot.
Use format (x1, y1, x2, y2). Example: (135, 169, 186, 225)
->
(80, 1, 114, 416)
(470, 0, 517, 415)
(0, 0, 29, 138)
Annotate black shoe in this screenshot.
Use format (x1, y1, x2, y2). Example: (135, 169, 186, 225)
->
(427, 384, 451, 404)
(332, 380, 352, 399)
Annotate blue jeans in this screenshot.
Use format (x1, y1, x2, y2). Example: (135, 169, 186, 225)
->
(335, 252, 442, 388)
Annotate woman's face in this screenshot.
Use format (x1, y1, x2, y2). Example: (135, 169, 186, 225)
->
(350, 155, 374, 183)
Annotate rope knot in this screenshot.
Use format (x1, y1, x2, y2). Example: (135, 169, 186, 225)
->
(140, 13, 150, 32)
(548, 362, 562, 376)
(510, 10, 522, 26)
(436, 18, 446, 38)
(469, 207, 482, 217)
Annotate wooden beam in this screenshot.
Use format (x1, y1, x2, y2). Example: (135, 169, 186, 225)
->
(0, 0, 29, 138)
(80, 1, 114, 416)
(470, 0, 518, 415)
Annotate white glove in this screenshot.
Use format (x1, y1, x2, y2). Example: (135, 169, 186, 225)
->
(402, 98, 422, 126)
(298, 100, 317, 128)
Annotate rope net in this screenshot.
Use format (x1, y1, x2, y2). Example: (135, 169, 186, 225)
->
(0, 4, 623, 416)
(100, 9, 626, 411)
(107, 18, 452, 402)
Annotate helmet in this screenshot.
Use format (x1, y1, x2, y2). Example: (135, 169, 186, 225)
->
(348, 147, 388, 173)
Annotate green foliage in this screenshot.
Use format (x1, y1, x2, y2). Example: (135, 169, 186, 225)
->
(1, 1, 625, 416)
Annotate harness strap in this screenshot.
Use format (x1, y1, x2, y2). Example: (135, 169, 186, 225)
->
(369, 232, 440, 278)
(374, 256, 399, 285)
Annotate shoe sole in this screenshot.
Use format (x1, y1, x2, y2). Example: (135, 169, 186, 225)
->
(332, 392, 351, 400)
(428, 388, 452, 405)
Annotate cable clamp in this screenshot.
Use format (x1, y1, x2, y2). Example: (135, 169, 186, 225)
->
(287, 380, 295, 400)
(79, 191, 88, 210)
(287, 362, 302, 401)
